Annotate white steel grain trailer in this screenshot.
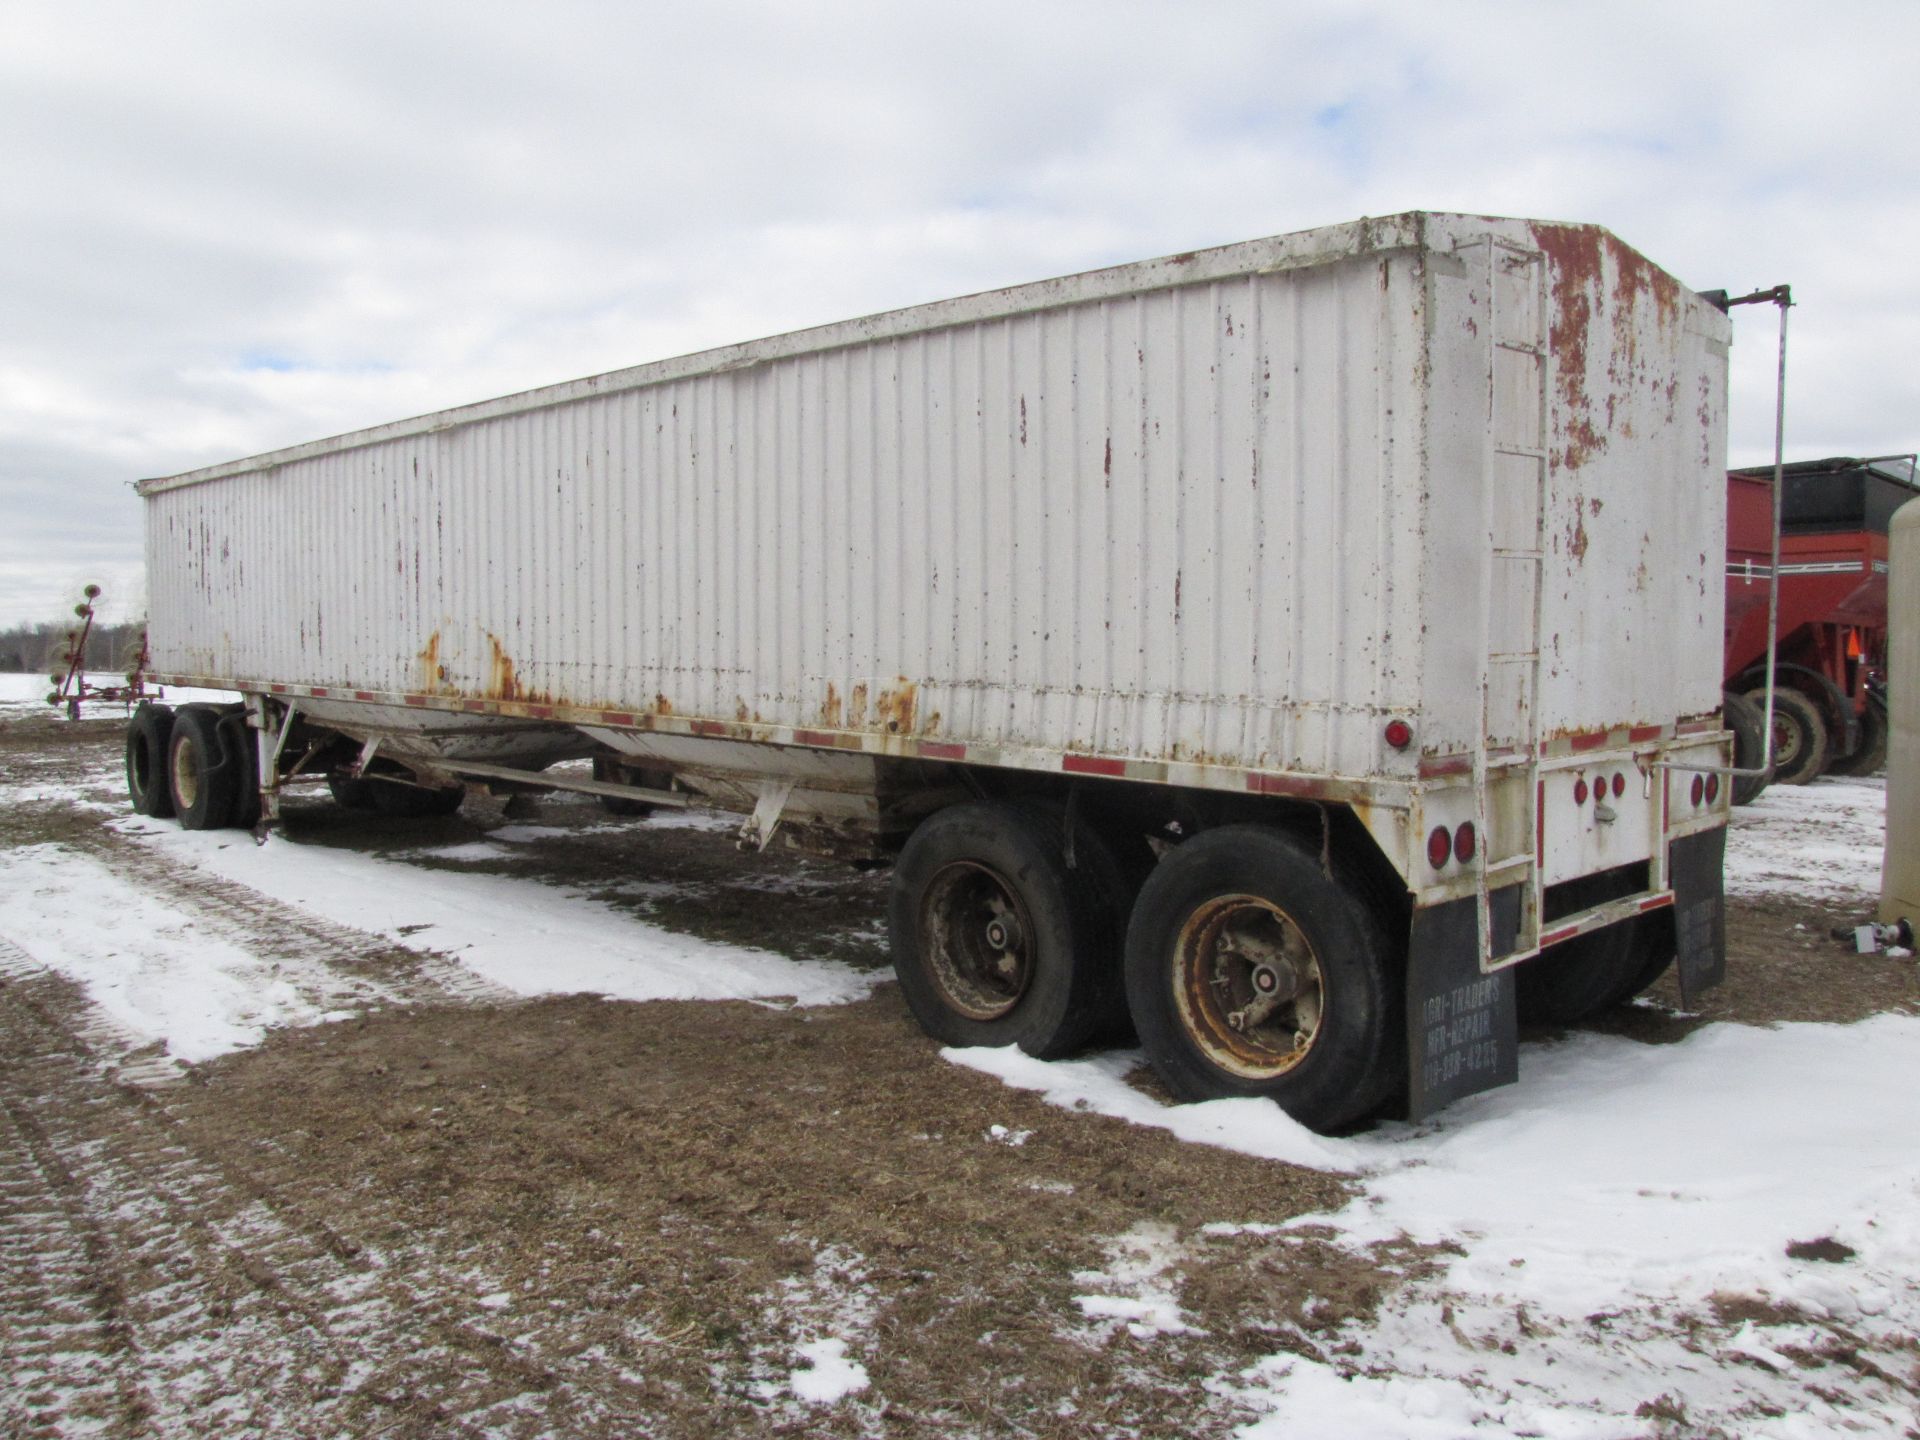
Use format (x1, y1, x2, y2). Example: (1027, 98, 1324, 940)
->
(130, 211, 1733, 1130)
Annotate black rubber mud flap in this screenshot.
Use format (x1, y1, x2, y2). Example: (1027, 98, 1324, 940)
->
(1670, 827, 1728, 1007)
(1406, 896, 1519, 1122)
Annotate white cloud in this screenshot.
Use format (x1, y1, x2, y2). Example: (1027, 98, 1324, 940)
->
(4, 0, 1916, 625)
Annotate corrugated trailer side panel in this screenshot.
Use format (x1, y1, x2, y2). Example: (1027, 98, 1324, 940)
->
(146, 239, 1431, 780)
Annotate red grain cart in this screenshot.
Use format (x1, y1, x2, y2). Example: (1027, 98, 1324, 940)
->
(1724, 455, 1914, 786)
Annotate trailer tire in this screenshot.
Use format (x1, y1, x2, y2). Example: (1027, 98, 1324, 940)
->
(167, 705, 240, 830)
(1016, 798, 1143, 1044)
(328, 772, 378, 811)
(126, 703, 176, 818)
(1122, 825, 1397, 1133)
(369, 778, 465, 818)
(1515, 872, 1647, 1024)
(1720, 690, 1769, 806)
(1828, 697, 1888, 777)
(1622, 914, 1677, 1001)
(888, 801, 1121, 1059)
(1743, 687, 1827, 785)
(218, 710, 261, 829)
(592, 755, 670, 817)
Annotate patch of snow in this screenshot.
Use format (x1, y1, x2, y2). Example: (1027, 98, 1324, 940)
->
(1725, 774, 1885, 903)
(945, 1046, 1357, 1173)
(1071, 1222, 1203, 1341)
(749, 1244, 877, 1409)
(985, 1123, 1032, 1147)
(110, 814, 883, 1012)
(486, 824, 575, 843)
(627, 808, 739, 833)
(401, 841, 515, 863)
(0, 779, 123, 810)
(786, 1338, 868, 1403)
(0, 843, 386, 1062)
(958, 1015, 1920, 1434)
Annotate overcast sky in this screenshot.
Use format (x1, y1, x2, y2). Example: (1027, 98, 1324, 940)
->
(3, 0, 1915, 629)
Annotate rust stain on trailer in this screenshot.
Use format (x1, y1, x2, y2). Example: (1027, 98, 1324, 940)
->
(1566, 503, 1590, 563)
(1533, 225, 1604, 473)
(417, 631, 444, 691)
(653, 693, 673, 716)
(821, 682, 843, 728)
(1531, 223, 1684, 478)
(876, 679, 918, 735)
(484, 633, 550, 705)
(850, 682, 869, 726)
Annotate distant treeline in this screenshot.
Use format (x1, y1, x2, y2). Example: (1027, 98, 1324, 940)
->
(0, 617, 147, 677)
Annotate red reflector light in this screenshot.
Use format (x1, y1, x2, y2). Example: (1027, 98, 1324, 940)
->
(1384, 719, 1413, 750)
(1691, 775, 1705, 807)
(1705, 773, 1720, 804)
(1453, 822, 1476, 864)
(1427, 826, 1452, 870)
(1573, 777, 1589, 805)
(1611, 772, 1625, 798)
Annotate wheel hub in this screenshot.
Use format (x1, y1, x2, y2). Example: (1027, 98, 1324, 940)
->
(170, 738, 199, 810)
(920, 861, 1036, 1022)
(1173, 894, 1324, 1078)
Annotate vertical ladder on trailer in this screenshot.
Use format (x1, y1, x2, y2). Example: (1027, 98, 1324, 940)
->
(1471, 238, 1549, 966)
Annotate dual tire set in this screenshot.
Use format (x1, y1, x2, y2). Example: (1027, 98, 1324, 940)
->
(886, 804, 1401, 1133)
(126, 700, 467, 828)
(124, 701, 259, 830)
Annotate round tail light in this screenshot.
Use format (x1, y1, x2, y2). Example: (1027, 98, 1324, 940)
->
(1384, 719, 1413, 750)
(1453, 822, 1476, 864)
(1573, 777, 1589, 805)
(1690, 775, 1705, 807)
(1427, 826, 1453, 871)
(1611, 772, 1625, 798)
(1705, 773, 1720, 805)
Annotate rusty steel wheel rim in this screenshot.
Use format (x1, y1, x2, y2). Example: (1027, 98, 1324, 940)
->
(170, 737, 199, 812)
(1172, 893, 1325, 1079)
(919, 860, 1036, 1022)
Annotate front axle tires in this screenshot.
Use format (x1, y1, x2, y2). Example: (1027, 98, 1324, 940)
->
(125, 702, 176, 817)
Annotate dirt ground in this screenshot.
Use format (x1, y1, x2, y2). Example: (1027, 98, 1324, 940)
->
(2, 707, 1912, 1438)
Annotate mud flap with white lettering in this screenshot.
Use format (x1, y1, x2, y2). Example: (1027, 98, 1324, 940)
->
(1405, 895, 1520, 1122)
(1670, 826, 1728, 1008)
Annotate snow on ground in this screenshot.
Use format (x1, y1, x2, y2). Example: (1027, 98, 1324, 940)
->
(107, 813, 881, 1011)
(963, 1018, 1920, 1435)
(1727, 773, 1886, 902)
(0, 671, 239, 709)
(954, 776, 1915, 1438)
(748, 1244, 877, 1408)
(0, 843, 371, 1062)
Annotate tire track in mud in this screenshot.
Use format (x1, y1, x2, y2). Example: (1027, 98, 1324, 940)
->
(0, 796, 515, 1036)
(0, 964, 649, 1439)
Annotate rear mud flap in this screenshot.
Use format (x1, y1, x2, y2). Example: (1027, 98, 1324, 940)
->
(1406, 896, 1519, 1122)
(1670, 827, 1728, 1007)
